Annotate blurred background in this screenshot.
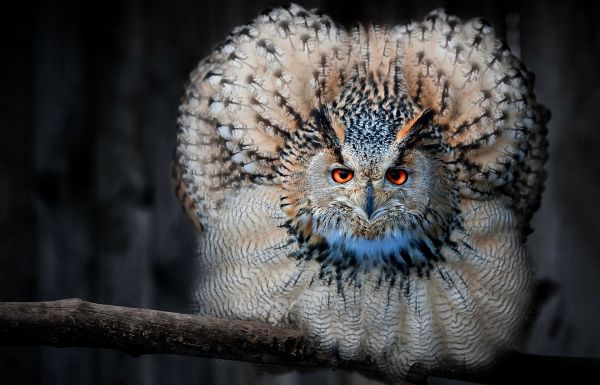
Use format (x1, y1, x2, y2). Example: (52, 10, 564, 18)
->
(2, 0, 599, 384)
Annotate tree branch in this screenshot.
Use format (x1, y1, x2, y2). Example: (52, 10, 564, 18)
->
(1, 299, 598, 384)
(0, 299, 374, 374)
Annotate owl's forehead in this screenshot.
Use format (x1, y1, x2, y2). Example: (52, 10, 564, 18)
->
(334, 96, 415, 164)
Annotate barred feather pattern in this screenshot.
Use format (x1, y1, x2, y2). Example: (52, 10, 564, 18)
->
(175, 4, 548, 382)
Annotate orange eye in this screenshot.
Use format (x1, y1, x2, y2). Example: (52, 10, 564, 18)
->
(331, 168, 354, 183)
(385, 168, 409, 185)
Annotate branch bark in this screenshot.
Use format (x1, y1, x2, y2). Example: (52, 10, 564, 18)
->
(0, 299, 372, 373)
(0, 299, 598, 384)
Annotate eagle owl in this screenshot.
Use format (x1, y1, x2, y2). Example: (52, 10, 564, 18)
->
(175, 4, 548, 382)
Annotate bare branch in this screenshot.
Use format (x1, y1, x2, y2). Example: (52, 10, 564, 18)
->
(0, 299, 375, 374)
(0, 299, 598, 384)
(0, 299, 315, 363)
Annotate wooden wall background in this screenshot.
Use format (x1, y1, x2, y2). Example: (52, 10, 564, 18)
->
(2, 0, 599, 384)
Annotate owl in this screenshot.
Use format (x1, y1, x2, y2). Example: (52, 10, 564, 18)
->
(174, 4, 548, 382)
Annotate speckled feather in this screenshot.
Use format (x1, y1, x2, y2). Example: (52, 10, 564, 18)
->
(175, 4, 548, 382)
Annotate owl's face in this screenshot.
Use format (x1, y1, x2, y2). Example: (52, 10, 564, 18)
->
(303, 94, 457, 271)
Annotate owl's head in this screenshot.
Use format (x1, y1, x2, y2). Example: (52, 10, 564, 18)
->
(283, 80, 458, 274)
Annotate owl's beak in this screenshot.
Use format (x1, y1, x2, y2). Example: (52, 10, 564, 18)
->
(364, 181, 375, 219)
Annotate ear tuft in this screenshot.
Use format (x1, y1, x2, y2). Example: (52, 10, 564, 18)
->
(395, 108, 434, 144)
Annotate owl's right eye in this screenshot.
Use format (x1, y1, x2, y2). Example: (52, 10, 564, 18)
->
(331, 168, 354, 183)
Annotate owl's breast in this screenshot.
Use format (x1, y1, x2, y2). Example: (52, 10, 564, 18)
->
(194, 184, 532, 380)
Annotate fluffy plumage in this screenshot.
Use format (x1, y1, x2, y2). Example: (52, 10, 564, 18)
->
(175, 4, 548, 382)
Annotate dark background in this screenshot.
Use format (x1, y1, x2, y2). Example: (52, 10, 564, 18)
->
(2, 0, 599, 384)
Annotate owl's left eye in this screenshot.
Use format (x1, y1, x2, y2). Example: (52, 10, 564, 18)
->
(385, 168, 409, 185)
